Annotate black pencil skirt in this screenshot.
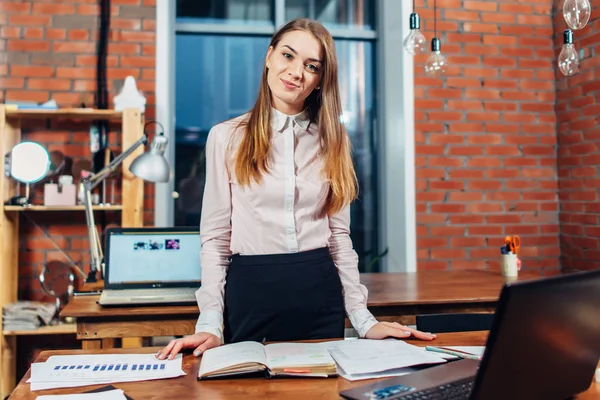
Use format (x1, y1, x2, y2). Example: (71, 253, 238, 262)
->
(223, 247, 345, 343)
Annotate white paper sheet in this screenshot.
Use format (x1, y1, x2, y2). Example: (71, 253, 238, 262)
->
(28, 354, 185, 391)
(323, 339, 447, 376)
(36, 388, 127, 400)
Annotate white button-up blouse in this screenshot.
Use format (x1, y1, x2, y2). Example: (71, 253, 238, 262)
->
(194, 108, 378, 340)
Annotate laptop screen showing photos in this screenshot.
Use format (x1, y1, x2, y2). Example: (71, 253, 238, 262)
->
(104, 227, 202, 289)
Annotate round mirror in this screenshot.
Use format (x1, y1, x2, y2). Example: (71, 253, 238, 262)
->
(10, 142, 51, 183)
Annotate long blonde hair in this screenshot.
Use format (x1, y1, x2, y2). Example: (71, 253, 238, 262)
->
(233, 18, 357, 216)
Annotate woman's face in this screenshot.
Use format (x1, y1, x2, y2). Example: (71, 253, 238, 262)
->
(266, 30, 323, 115)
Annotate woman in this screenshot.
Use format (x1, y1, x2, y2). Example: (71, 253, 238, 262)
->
(158, 18, 435, 360)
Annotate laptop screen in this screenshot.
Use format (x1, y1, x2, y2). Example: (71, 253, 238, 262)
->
(105, 228, 202, 288)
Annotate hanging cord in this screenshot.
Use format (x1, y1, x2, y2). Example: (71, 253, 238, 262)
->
(21, 213, 87, 280)
(413, 0, 416, 11)
(434, 0, 437, 38)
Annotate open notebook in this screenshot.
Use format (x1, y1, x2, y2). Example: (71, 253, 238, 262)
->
(197, 342, 337, 379)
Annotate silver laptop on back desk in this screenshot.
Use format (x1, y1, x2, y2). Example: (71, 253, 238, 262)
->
(99, 227, 201, 306)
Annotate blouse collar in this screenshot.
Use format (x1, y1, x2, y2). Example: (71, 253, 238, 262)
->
(271, 107, 311, 132)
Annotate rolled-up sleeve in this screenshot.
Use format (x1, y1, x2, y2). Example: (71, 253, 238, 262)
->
(328, 205, 378, 337)
(194, 125, 232, 341)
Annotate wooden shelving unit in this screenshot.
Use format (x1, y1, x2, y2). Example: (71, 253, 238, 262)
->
(5, 108, 122, 120)
(0, 106, 144, 398)
(3, 205, 123, 212)
(2, 323, 77, 336)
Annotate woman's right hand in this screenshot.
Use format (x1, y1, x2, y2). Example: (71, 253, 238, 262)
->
(155, 332, 221, 360)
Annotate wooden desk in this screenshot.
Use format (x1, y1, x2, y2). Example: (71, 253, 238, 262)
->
(8, 332, 599, 399)
(61, 270, 539, 349)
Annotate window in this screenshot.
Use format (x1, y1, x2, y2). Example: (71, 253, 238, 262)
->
(169, 0, 380, 272)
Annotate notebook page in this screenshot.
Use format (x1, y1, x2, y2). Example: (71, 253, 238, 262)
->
(198, 341, 267, 377)
(264, 343, 335, 370)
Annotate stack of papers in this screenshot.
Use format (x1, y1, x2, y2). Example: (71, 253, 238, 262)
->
(2, 301, 57, 331)
(322, 339, 448, 381)
(37, 388, 127, 400)
(28, 354, 185, 391)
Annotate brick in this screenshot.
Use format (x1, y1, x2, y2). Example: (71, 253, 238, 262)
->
(76, 5, 100, 15)
(463, 22, 498, 34)
(1, 27, 21, 39)
(68, 30, 90, 41)
(0, 77, 25, 89)
(112, 18, 143, 30)
(116, 31, 155, 43)
(53, 15, 97, 29)
(11, 65, 54, 77)
(481, 13, 515, 24)
(9, 14, 51, 26)
(30, 53, 75, 66)
(53, 41, 96, 53)
(119, 5, 155, 19)
(464, 1, 497, 12)
(7, 40, 50, 52)
(23, 28, 44, 40)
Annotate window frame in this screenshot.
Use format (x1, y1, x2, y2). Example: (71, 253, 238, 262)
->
(154, 0, 416, 272)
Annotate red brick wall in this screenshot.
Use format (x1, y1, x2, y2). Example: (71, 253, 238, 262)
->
(414, 0, 560, 273)
(555, 1, 600, 271)
(0, 0, 156, 300)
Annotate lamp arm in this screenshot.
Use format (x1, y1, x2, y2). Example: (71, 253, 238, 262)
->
(82, 133, 148, 282)
(86, 134, 148, 191)
(83, 181, 103, 281)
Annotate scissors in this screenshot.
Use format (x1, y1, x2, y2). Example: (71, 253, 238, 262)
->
(504, 235, 521, 255)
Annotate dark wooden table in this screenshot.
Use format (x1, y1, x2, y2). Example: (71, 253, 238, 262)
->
(61, 270, 539, 349)
(8, 331, 599, 399)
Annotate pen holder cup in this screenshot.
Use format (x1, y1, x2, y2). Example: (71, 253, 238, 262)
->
(501, 253, 519, 281)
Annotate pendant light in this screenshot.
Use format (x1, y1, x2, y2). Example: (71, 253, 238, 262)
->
(563, 0, 591, 30)
(558, 29, 579, 76)
(424, 0, 447, 77)
(403, 0, 427, 55)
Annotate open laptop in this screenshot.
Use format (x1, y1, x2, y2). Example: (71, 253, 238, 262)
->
(98, 227, 201, 306)
(340, 270, 600, 400)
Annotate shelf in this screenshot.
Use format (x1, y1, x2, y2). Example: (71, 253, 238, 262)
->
(4, 205, 123, 212)
(5, 108, 122, 120)
(2, 323, 76, 336)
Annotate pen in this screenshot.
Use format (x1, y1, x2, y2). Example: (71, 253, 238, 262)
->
(425, 346, 482, 361)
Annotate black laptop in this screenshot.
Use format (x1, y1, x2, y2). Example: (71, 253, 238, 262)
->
(340, 270, 600, 400)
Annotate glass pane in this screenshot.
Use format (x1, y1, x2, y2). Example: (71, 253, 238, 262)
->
(285, 0, 374, 30)
(174, 35, 377, 271)
(174, 34, 270, 226)
(335, 39, 377, 272)
(177, 0, 274, 26)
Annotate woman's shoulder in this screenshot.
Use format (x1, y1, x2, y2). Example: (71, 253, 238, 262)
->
(208, 113, 249, 144)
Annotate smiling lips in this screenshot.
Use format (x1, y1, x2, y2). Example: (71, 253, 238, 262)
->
(281, 78, 299, 90)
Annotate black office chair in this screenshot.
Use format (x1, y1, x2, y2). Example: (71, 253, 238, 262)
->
(416, 313, 495, 334)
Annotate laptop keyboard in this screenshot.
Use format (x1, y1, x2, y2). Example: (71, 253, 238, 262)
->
(103, 288, 197, 298)
(398, 378, 474, 400)
(369, 378, 474, 400)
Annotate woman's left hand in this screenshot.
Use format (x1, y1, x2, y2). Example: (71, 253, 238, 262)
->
(365, 322, 436, 341)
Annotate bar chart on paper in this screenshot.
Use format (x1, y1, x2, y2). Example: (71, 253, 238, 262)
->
(28, 354, 186, 391)
(50, 361, 168, 373)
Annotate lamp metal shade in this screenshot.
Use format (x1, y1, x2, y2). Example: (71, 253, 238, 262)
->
(129, 134, 170, 182)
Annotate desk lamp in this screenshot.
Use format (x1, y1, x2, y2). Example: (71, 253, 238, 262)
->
(83, 121, 169, 283)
